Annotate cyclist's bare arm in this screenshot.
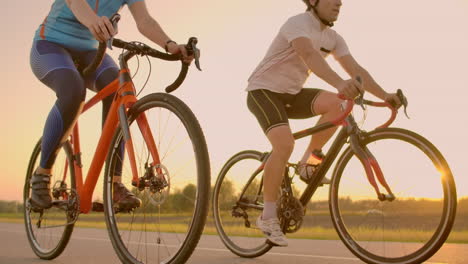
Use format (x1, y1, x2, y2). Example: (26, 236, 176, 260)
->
(65, 0, 115, 42)
(292, 37, 362, 99)
(128, 1, 191, 62)
(129, 1, 170, 48)
(338, 54, 401, 104)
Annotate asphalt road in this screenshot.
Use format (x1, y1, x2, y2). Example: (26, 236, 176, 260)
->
(0, 222, 466, 264)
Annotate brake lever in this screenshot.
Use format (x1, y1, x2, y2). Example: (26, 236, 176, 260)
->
(355, 95, 365, 110)
(186, 37, 202, 71)
(355, 76, 366, 111)
(107, 14, 121, 50)
(397, 89, 410, 119)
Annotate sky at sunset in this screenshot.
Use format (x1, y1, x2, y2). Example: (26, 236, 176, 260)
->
(1, 0, 467, 202)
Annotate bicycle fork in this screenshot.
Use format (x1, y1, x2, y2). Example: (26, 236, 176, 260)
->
(118, 103, 165, 189)
(348, 125, 395, 202)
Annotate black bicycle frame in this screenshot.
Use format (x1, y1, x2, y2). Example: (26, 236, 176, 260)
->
(234, 96, 402, 212)
(295, 120, 352, 206)
(296, 112, 395, 205)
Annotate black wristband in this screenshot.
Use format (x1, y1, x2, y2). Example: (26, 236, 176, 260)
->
(164, 40, 177, 53)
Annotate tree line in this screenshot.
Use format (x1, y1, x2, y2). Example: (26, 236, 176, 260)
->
(2, 179, 467, 214)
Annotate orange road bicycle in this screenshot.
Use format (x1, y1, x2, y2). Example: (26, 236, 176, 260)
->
(23, 14, 210, 264)
(213, 90, 457, 264)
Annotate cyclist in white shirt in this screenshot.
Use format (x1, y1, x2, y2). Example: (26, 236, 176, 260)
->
(246, 0, 402, 246)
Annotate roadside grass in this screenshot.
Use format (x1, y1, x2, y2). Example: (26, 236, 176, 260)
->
(2, 213, 466, 244)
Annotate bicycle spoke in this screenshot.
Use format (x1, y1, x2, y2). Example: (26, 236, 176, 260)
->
(213, 150, 272, 258)
(159, 109, 172, 148)
(330, 128, 456, 263)
(24, 140, 75, 259)
(104, 94, 209, 263)
(169, 158, 196, 181)
(160, 123, 185, 162)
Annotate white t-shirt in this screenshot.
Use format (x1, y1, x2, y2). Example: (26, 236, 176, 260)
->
(246, 12, 350, 94)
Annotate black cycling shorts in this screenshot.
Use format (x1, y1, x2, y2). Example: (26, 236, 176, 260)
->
(246, 88, 323, 134)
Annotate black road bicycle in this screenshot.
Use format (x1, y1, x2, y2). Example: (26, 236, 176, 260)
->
(213, 90, 457, 264)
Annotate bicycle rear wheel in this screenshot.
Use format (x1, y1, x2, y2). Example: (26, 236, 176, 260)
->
(213, 150, 273, 258)
(23, 139, 76, 259)
(103, 93, 210, 264)
(330, 128, 457, 264)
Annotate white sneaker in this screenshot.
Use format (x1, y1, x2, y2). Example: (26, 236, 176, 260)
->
(298, 163, 331, 185)
(256, 216, 288, 247)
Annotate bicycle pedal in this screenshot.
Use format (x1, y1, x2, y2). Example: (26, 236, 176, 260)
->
(92, 202, 104, 212)
(30, 204, 44, 213)
(113, 205, 136, 214)
(299, 176, 325, 187)
(28, 198, 52, 212)
(52, 200, 69, 209)
(265, 239, 284, 247)
(119, 205, 137, 213)
(299, 175, 309, 184)
(52, 200, 66, 205)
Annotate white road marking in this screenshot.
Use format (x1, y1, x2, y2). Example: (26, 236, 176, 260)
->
(1, 228, 447, 264)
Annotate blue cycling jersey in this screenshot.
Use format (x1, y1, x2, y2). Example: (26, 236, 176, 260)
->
(34, 0, 143, 51)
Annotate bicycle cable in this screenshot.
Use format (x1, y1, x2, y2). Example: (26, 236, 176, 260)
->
(145, 142, 151, 166)
(352, 97, 368, 129)
(115, 41, 146, 98)
(120, 41, 151, 97)
(355, 107, 368, 129)
(119, 42, 141, 79)
(136, 54, 151, 97)
(132, 54, 140, 79)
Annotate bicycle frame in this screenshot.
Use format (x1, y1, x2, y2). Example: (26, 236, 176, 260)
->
(295, 125, 350, 205)
(240, 99, 400, 211)
(63, 68, 160, 214)
(295, 101, 398, 205)
(47, 35, 195, 214)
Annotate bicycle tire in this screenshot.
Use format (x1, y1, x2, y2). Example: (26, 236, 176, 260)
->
(103, 93, 210, 264)
(23, 139, 76, 260)
(213, 150, 273, 258)
(329, 127, 457, 264)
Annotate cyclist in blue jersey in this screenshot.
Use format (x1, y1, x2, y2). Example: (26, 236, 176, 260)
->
(30, 0, 193, 209)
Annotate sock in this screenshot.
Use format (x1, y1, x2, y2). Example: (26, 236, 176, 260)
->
(262, 201, 277, 220)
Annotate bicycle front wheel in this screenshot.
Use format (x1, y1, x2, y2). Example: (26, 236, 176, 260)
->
(213, 150, 273, 258)
(330, 128, 457, 264)
(103, 93, 210, 264)
(23, 139, 76, 260)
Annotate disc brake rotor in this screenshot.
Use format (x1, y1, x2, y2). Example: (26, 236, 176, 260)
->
(146, 164, 171, 206)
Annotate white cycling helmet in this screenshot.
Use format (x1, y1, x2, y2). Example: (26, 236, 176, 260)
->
(303, 0, 334, 27)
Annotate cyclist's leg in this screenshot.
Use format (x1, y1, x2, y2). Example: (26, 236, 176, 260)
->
(78, 50, 119, 127)
(247, 90, 293, 204)
(80, 51, 122, 178)
(81, 51, 141, 208)
(301, 90, 342, 161)
(247, 89, 291, 246)
(264, 126, 294, 208)
(285, 89, 342, 182)
(29, 40, 87, 208)
(82, 51, 120, 155)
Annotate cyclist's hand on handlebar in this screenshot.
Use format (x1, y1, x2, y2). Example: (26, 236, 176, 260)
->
(337, 79, 363, 100)
(87, 16, 116, 42)
(166, 42, 194, 64)
(384, 93, 402, 109)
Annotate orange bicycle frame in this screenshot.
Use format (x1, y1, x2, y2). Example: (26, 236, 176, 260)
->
(61, 69, 161, 213)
